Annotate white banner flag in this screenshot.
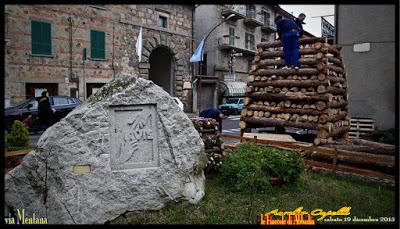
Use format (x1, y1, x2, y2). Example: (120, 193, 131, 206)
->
(135, 27, 143, 62)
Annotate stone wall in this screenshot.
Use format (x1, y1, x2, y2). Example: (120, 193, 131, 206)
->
(5, 4, 194, 111)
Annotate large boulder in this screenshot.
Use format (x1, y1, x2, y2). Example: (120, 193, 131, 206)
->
(5, 75, 207, 224)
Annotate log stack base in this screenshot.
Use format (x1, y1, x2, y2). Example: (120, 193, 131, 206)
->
(243, 37, 349, 145)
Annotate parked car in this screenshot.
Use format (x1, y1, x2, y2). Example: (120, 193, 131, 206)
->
(219, 98, 244, 115)
(172, 97, 184, 111)
(4, 96, 82, 131)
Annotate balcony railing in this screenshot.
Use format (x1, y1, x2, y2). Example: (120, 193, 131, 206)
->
(261, 19, 276, 32)
(218, 35, 257, 55)
(219, 35, 240, 48)
(221, 5, 246, 21)
(243, 10, 263, 27)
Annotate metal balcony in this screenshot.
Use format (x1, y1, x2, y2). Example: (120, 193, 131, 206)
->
(243, 10, 263, 27)
(221, 5, 246, 21)
(261, 21, 276, 32)
(218, 35, 256, 55)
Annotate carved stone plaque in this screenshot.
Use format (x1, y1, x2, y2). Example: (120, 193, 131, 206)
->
(110, 104, 159, 171)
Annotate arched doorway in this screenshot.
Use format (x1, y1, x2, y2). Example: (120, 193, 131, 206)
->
(149, 46, 175, 95)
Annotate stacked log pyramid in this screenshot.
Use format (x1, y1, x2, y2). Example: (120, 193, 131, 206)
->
(240, 37, 350, 145)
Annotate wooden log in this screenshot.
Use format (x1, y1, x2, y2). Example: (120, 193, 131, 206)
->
(314, 42, 323, 49)
(315, 101, 327, 111)
(264, 111, 271, 118)
(246, 104, 323, 116)
(257, 37, 326, 49)
(255, 76, 261, 81)
(324, 44, 341, 56)
(328, 100, 348, 108)
(319, 112, 347, 124)
(241, 117, 319, 129)
(349, 139, 395, 155)
(327, 56, 343, 67)
(246, 86, 254, 93)
(258, 57, 324, 68)
(248, 79, 329, 88)
(317, 85, 326, 93)
(254, 68, 322, 76)
(316, 62, 325, 71)
(239, 121, 247, 129)
(243, 97, 251, 105)
(318, 125, 350, 139)
(258, 111, 265, 117)
(326, 87, 347, 95)
(318, 73, 327, 81)
(249, 92, 330, 102)
(327, 65, 345, 74)
(323, 143, 395, 156)
(260, 48, 328, 59)
(282, 87, 289, 92)
(240, 108, 247, 116)
(246, 110, 254, 117)
(248, 75, 255, 82)
(284, 100, 291, 108)
(254, 55, 260, 62)
(315, 53, 324, 60)
(308, 151, 395, 174)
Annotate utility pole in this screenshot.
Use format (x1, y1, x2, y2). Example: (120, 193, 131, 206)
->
(82, 48, 87, 101)
(196, 13, 235, 112)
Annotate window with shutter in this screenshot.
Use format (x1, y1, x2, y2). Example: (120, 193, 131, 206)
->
(229, 27, 235, 46)
(31, 21, 52, 55)
(90, 30, 106, 59)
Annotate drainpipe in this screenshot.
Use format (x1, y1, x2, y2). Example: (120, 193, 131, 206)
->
(191, 5, 195, 113)
(68, 17, 73, 83)
(334, 5, 338, 44)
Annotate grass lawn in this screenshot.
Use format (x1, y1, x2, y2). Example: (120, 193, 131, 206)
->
(109, 171, 396, 224)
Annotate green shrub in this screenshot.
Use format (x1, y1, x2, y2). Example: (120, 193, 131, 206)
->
(8, 120, 30, 148)
(5, 130, 10, 151)
(220, 143, 304, 192)
(360, 128, 395, 145)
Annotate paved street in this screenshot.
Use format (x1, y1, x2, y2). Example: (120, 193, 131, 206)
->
(221, 115, 241, 135)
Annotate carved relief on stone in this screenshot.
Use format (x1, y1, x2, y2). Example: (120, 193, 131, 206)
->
(110, 104, 159, 171)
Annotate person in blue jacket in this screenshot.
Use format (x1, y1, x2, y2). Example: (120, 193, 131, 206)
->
(275, 13, 306, 70)
(199, 108, 228, 133)
(295, 13, 306, 38)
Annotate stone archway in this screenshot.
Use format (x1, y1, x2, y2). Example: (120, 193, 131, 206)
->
(138, 35, 185, 98)
(148, 46, 174, 95)
(137, 34, 191, 111)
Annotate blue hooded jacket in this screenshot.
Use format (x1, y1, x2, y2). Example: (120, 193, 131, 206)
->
(275, 17, 301, 40)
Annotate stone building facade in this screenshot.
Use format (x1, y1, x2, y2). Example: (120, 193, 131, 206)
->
(5, 4, 194, 111)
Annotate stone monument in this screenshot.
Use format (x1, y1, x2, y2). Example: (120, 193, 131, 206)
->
(4, 75, 207, 224)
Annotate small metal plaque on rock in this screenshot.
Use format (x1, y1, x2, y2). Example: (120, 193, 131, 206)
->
(110, 104, 159, 171)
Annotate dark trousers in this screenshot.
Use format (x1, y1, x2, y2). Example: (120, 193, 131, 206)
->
(282, 31, 300, 67)
(34, 118, 52, 132)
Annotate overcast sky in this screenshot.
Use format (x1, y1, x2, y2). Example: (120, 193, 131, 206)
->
(280, 5, 335, 37)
